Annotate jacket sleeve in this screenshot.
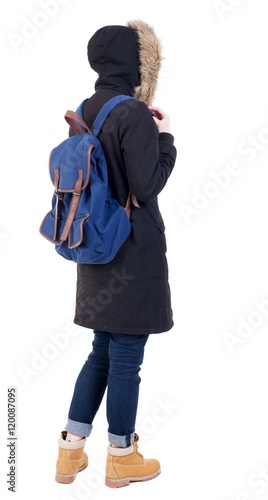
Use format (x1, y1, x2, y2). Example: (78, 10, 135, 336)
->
(120, 101, 177, 202)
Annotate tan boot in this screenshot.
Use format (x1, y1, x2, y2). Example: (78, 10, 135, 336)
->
(105, 433, 161, 488)
(55, 431, 88, 484)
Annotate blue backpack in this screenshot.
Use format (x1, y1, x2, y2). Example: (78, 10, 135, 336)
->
(39, 95, 139, 264)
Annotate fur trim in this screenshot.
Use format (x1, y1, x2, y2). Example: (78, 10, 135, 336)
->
(107, 444, 134, 456)
(127, 20, 163, 106)
(58, 432, 86, 449)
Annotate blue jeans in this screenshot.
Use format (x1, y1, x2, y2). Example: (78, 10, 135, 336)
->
(64, 330, 149, 447)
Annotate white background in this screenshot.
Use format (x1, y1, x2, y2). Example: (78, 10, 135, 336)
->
(1, 1, 268, 499)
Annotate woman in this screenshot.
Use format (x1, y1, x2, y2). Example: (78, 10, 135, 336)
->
(55, 19, 177, 488)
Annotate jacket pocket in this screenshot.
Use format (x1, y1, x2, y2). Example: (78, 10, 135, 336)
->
(146, 201, 166, 234)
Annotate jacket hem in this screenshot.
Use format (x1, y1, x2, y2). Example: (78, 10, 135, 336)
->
(73, 318, 174, 335)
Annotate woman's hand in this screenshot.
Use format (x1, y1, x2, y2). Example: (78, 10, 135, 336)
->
(149, 106, 171, 133)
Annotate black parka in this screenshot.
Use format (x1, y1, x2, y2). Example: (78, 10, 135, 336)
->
(73, 23, 177, 335)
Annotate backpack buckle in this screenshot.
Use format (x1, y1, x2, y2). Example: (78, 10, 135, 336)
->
(55, 190, 64, 201)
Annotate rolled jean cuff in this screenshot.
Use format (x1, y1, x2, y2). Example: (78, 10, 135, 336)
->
(108, 431, 135, 447)
(64, 418, 93, 438)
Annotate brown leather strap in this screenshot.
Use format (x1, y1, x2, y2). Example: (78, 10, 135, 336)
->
(64, 110, 92, 135)
(59, 170, 83, 242)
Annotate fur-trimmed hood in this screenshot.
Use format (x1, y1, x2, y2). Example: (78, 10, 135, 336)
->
(87, 20, 162, 106)
(127, 20, 162, 106)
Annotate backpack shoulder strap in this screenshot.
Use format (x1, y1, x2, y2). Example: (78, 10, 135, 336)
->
(91, 95, 137, 136)
(75, 99, 87, 118)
